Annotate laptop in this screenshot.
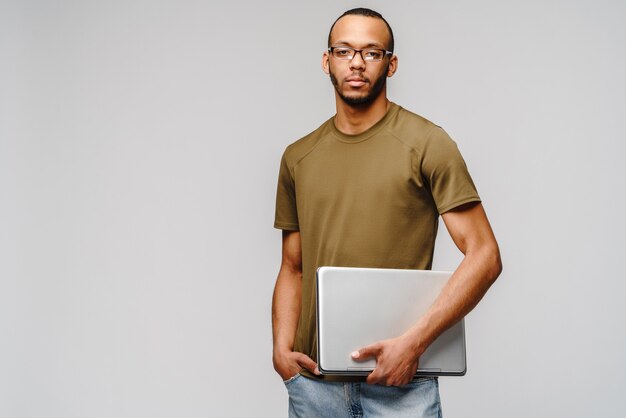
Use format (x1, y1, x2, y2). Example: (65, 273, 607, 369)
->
(316, 266, 466, 377)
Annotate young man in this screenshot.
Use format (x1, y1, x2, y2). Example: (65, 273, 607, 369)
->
(272, 8, 502, 417)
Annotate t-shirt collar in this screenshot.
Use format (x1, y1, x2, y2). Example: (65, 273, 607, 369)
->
(329, 102, 399, 144)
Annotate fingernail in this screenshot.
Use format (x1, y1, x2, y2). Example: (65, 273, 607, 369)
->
(351, 351, 359, 358)
(314, 367, 320, 375)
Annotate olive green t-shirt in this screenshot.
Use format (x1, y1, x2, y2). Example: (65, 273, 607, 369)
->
(274, 102, 480, 372)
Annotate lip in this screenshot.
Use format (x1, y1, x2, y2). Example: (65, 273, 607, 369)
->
(346, 77, 367, 87)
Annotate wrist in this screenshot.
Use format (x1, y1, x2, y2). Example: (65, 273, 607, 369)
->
(402, 325, 431, 358)
(273, 344, 293, 360)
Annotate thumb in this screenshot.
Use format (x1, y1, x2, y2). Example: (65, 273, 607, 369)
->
(296, 352, 320, 375)
(351, 343, 381, 362)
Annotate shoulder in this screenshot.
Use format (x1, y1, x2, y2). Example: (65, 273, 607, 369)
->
(388, 104, 453, 152)
(282, 117, 333, 169)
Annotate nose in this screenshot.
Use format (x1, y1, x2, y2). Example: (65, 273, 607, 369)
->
(349, 51, 366, 70)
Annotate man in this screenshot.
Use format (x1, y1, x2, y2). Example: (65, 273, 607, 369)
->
(272, 7, 502, 418)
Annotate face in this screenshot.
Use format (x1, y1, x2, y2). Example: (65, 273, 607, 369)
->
(323, 15, 397, 107)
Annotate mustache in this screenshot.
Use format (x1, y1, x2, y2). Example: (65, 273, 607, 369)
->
(345, 73, 369, 82)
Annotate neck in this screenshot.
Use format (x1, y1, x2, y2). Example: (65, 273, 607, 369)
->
(333, 90, 390, 135)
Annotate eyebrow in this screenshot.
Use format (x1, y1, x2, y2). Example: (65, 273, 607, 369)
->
(331, 40, 385, 48)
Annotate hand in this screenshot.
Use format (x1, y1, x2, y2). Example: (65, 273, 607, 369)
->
(273, 349, 320, 381)
(351, 336, 420, 386)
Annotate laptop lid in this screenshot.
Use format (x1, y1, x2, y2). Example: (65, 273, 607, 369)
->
(316, 266, 466, 377)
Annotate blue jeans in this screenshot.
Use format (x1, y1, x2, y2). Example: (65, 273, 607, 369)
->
(284, 374, 442, 418)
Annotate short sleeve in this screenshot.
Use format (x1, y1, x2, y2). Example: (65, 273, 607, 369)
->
(420, 127, 481, 214)
(274, 151, 300, 230)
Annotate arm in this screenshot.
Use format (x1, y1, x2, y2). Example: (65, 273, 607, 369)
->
(352, 202, 502, 385)
(272, 230, 320, 380)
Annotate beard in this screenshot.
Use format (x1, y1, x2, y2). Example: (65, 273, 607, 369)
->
(329, 64, 389, 107)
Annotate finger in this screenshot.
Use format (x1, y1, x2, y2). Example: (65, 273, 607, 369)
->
(366, 367, 384, 385)
(399, 376, 412, 386)
(351, 343, 381, 361)
(296, 352, 320, 375)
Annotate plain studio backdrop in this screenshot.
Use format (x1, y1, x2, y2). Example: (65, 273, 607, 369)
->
(1, 0, 625, 417)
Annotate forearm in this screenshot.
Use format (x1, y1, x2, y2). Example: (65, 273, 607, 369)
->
(271, 231, 318, 378)
(272, 265, 302, 354)
(405, 243, 502, 356)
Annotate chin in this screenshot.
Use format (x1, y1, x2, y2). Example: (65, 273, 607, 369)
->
(342, 97, 375, 106)
(341, 91, 371, 103)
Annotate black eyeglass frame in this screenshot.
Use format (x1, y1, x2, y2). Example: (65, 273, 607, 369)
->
(328, 46, 393, 62)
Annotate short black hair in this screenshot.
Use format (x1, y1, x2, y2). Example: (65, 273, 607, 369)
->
(327, 8, 394, 53)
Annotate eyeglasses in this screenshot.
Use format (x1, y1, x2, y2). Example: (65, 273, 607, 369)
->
(328, 46, 393, 62)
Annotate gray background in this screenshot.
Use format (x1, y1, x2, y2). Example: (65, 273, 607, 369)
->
(1, 0, 625, 417)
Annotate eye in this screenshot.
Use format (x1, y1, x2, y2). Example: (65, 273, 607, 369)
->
(364, 49, 383, 60)
(335, 48, 351, 56)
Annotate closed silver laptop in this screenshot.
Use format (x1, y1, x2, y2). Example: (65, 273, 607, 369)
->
(316, 266, 466, 377)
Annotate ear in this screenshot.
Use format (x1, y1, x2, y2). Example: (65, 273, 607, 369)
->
(387, 54, 398, 77)
(322, 50, 330, 75)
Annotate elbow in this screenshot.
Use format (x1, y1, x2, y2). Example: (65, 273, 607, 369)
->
(472, 240, 502, 286)
(487, 244, 503, 284)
